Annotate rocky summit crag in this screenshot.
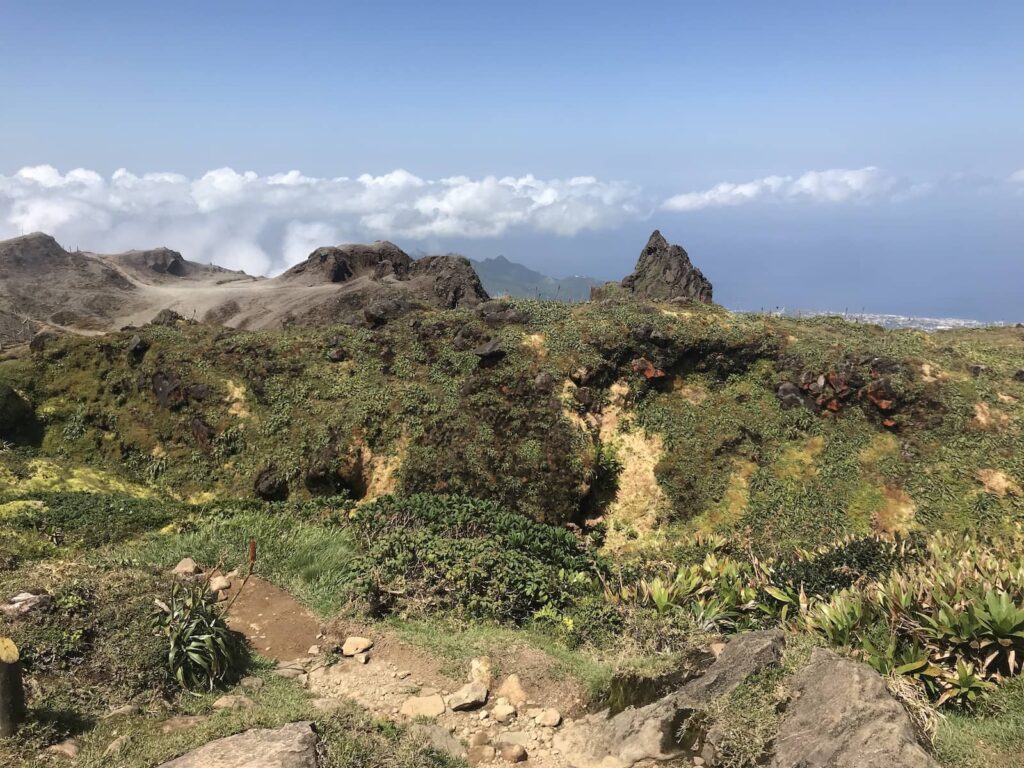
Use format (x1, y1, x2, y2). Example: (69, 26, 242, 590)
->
(593, 230, 713, 303)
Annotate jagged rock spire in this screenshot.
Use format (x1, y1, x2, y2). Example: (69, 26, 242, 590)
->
(619, 230, 713, 303)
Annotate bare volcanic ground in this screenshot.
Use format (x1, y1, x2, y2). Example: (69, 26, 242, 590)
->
(0, 233, 489, 343)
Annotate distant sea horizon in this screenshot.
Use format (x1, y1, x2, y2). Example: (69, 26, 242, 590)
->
(747, 309, 1012, 332)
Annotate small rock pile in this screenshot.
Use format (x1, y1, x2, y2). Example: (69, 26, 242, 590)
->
(297, 638, 566, 766)
(170, 558, 238, 602)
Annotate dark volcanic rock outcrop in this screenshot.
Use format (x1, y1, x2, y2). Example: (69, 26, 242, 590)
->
(278, 242, 487, 309)
(0, 382, 37, 442)
(409, 255, 489, 309)
(278, 241, 413, 285)
(594, 230, 713, 303)
(116, 247, 191, 277)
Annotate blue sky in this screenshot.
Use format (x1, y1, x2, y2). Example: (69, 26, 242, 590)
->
(2, 1, 1022, 319)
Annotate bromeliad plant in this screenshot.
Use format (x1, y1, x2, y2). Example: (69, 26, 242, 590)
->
(800, 530, 1024, 708)
(614, 528, 1024, 709)
(151, 583, 242, 691)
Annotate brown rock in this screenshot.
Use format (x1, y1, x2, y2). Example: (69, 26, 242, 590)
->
(500, 743, 528, 763)
(46, 739, 80, 760)
(400, 694, 446, 719)
(495, 674, 528, 706)
(470, 656, 493, 687)
(448, 681, 489, 711)
(536, 707, 562, 727)
(492, 703, 516, 724)
(211, 694, 255, 711)
(172, 558, 201, 577)
(156, 721, 319, 767)
(341, 636, 373, 656)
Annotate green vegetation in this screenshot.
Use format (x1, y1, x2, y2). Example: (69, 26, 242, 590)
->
(151, 583, 244, 690)
(347, 494, 600, 620)
(0, 300, 1022, 765)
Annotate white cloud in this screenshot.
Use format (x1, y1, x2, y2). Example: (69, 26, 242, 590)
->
(0, 165, 642, 274)
(2, 164, 1018, 275)
(661, 167, 907, 211)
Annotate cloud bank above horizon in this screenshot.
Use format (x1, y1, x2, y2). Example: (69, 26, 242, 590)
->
(1, 164, 1019, 275)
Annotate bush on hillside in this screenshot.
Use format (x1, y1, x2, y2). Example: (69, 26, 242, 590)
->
(345, 493, 602, 621)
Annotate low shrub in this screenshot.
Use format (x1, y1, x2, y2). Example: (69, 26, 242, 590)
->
(346, 494, 602, 621)
(0, 491, 176, 549)
(800, 530, 1024, 708)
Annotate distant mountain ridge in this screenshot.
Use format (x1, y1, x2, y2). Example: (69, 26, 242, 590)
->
(0, 233, 488, 343)
(468, 255, 600, 302)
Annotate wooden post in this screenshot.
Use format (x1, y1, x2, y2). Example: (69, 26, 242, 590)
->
(0, 637, 26, 737)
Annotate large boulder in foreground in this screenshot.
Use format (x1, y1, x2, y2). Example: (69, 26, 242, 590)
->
(157, 721, 319, 768)
(594, 230, 713, 303)
(555, 630, 784, 768)
(771, 648, 939, 768)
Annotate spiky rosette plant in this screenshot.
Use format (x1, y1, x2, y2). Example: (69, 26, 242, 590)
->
(151, 583, 242, 690)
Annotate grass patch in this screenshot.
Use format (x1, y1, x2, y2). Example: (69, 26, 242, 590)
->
(934, 676, 1024, 768)
(121, 505, 357, 617)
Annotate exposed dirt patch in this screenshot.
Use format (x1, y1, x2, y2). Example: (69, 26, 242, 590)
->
(872, 486, 916, 536)
(976, 469, 1022, 498)
(973, 402, 1011, 430)
(521, 333, 548, 358)
(859, 433, 899, 466)
(602, 426, 669, 551)
(360, 434, 409, 501)
(598, 380, 630, 441)
(774, 436, 824, 481)
(225, 575, 320, 662)
(225, 576, 589, 723)
(919, 362, 947, 384)
(701, 457, 758, 531)
(672, 380, 708, 406)
(223, 379, 250, 418)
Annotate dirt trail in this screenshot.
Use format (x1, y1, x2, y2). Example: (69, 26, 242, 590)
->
(222, 575, 590, 767)
(223, 575, 320, 662)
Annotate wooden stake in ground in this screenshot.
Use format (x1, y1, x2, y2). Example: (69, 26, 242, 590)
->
(0, 637, 26, 737)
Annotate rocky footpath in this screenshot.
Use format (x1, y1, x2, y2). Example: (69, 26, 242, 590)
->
(90, 561, 944, 768)
(300, 643, 568, 767)
(240, 630, 937, 768)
